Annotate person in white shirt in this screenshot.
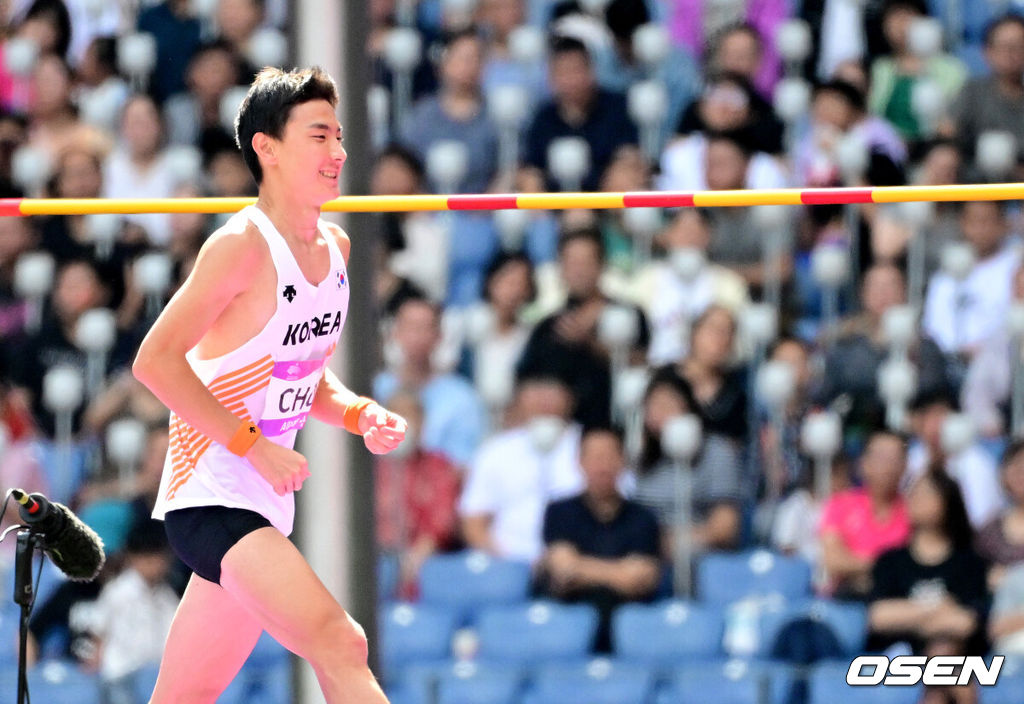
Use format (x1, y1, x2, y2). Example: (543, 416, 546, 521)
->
(634, 208, 749, 365)
(923, 200, 1021, 358)
(904, 391, 1006, 529)
(459, 376, 585, 563)
(102, 95, 177, 246)
(92, 524, 180, 704)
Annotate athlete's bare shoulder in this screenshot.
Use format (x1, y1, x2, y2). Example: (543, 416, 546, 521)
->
(321, 220, 351, 265)
(190, 214, 270, 290)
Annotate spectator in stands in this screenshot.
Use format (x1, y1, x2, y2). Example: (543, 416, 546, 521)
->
(699, 132, 793, 300)
(539, 425, 661, 652)
(819, 429, 911, 599)
(868, 470, 988, 656)
(522, 35, 639, 192)
(91, 520, 179, 704)
(103, 94, 177, 246)
(137, 0, 202, 103)
(459, 375, 583, 563)
(0, 214, 36, 343)
(595, 145, 656, 276)
(373, 296, 486, 468)
(634, 374, 745, 553)
(989, 562, 1024, 663)
(923, 200, 1020, 362)
(673, 15, 785, 100)
(0, 1, 69, 112)
(477, 0, 547, 105)
(975, 440, 1024, 586)
(653, 305, 747, 440)
(634, 208, 749, 365)
(961, 264, 1024, 437)
(796, 79, 906, 187)
(592, 0, 699, 152)
(0, 112, 29, 188)
(215, 0, 265, 76)
(400, 28, 498, 195)
(659, 77, 787, 193)
(82, 370, 168, 435)
(164, 40, 244, 151)
(759, 337, 817, 501)
(868, 0, 966, 142)
(375, 390, 461, 600)
(517, 226, 649, 429)
(371, 145, 448, 304)
(27, 53, 82, 161)
(466, 251, 535, 418)
(905, 391, 1005, 529)
(7, 258, 114, 437)
(818, 263, 947, 439)
(76, 36, 129, 132)
(946, 15, 1024, 171)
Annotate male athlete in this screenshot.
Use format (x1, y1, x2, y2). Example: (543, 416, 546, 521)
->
(133, 67, 403, 703)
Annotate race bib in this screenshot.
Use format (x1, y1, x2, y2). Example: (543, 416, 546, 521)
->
(258, 358, 326, 437)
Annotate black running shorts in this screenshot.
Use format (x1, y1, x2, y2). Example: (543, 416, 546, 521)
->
(164, 505, 273, 585)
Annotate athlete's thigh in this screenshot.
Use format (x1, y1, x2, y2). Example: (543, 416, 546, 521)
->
(218, 526, 356, 658)
(149, 573, 264, 704)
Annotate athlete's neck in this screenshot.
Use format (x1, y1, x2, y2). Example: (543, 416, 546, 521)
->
(255, 188, 323, 245)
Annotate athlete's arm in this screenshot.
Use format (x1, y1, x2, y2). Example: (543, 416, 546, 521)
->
(132, 226, 309, 495)
(309, 221, 407, 454)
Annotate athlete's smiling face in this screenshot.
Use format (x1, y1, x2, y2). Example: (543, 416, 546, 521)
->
(272, 99, 346, 205)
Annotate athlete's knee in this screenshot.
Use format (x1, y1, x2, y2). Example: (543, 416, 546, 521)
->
(310, 612, 368, 667)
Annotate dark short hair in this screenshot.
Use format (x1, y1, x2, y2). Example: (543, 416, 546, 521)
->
(557, 226, 606, 263)
(376, 143, 425, 183)
(813, 79, 867, 113)
(234, 66, 339, 184)
(23, 0, 72, 59)
(549, 35, 591, 63)
(483, 251, 537, 304)
(705, 127, 757, 159)
(983, 13, 1024, 46)
(581, 424, 625, 449)
(908, 388, 957, 413)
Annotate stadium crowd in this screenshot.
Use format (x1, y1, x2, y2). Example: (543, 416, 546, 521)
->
(3, 0, 1024, 702)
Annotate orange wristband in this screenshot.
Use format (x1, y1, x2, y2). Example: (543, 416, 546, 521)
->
(343, 396, 376, 435)
(227, 419, 262, 457)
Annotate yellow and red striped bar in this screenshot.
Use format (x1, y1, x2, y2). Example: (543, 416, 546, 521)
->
(0, 183, 1022, 215)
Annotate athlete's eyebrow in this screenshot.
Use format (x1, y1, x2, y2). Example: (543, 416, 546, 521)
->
(307, 122, 342, 134)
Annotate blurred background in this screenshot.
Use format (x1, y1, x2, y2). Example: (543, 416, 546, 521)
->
(3, 0, 1024, 702)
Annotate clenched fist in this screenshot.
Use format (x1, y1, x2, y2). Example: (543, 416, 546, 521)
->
(357, 402, 408, 455)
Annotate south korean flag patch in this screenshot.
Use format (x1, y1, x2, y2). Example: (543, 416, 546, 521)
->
(336, 270, 346, 289)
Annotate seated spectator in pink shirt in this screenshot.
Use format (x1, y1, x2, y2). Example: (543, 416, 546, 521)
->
(375, 390, 461, 600)
(819, 429, 911, 599)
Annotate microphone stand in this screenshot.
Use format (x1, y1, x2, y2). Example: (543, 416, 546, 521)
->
(13, 529, 42, 704)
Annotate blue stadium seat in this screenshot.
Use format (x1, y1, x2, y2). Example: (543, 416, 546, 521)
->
(697, 550, 812, 605)
(380, 602, 459, 678)
(379, 553, 400, 602)
(808, 660, 922, 704)
(26, 659, 100, 704)
(526, 658, 657, 704)
(390, 660, 525, 704)
(419, 551, 532, 624)
(612, 600, 724, 665)
(758, 599, 868, 660)
(975, 656, 1023, 704)
(657, 660, 774, 704)
(435, 662, 524, 704)
(476, 601, 598, 665)
(132, 663, 161, 702)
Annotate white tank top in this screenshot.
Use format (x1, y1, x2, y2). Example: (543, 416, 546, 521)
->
(152, 205, 349, 535)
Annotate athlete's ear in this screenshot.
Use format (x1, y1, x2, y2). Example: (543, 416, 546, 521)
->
(252, 132, 277, 168)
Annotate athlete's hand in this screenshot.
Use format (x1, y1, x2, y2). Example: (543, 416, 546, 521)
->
(358, 403, 408, 455)
(246, 436, 311, 495)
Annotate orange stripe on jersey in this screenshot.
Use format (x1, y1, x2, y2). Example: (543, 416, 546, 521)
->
(165, 354, 274, 500)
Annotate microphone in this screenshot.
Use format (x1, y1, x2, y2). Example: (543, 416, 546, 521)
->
(10, 489, 106, 582)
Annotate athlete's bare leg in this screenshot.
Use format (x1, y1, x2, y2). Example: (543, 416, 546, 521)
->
(218, 526, 389, 704)
(149, 574, 264, 703)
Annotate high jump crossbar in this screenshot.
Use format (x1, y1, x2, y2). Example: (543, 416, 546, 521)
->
(1, 183, 1023, 215)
